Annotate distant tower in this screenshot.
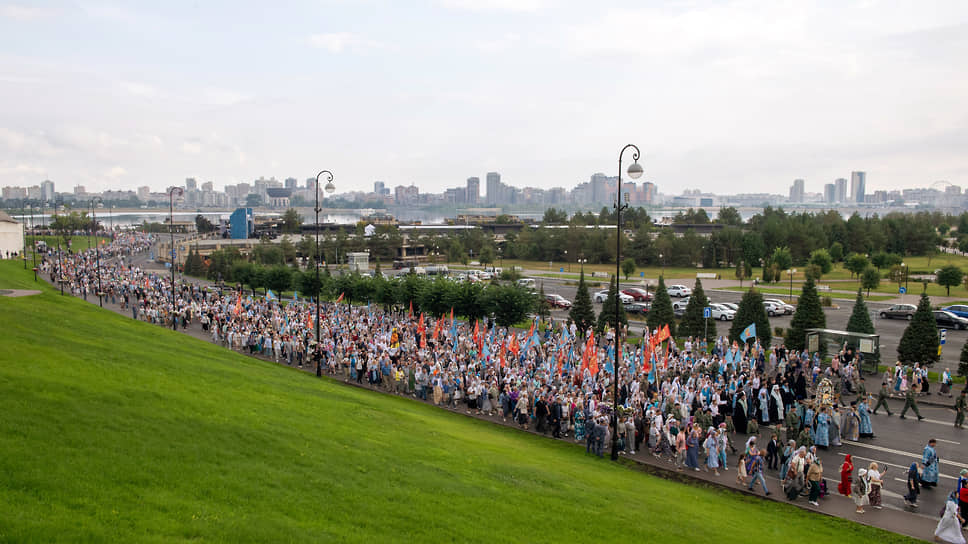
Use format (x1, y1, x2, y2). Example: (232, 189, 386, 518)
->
(789, 179, 805, 203)
(835, 178, 848, 203)
(850, 171, 866, 203)
(486, 172, 502, 204)
(466, 177, 480, 204)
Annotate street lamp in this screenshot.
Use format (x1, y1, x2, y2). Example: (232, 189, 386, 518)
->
(564, 250, 569, 272)
(611, 143, 643, 462)
(168, 187, 183, 329)
(788, 268, 796, 301)
(27, 204, 37, 281)
(315, 169, 335, 377)
(89, 197, 103, 307)
(659, 253, 665, 276)
(21, 199, 27, 269)
(901, 261, 908, 293)
(55, 197, 64, 296)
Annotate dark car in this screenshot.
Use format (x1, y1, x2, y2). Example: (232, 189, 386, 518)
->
(933, 310, 968, 330)
(624, 302, 650, 315)
(879, 304, 917, 320)
(544, 293, 572, 309)
(942, 305, 968, 319)
(622, 288, 653, 302)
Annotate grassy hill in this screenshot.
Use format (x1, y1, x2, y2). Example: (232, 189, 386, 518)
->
(0, 261, 913, 543)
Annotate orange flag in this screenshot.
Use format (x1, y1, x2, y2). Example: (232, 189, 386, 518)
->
(450, 307, 454, 330)
(335, 292, 344, 303)
(473, 320, 481, 349)
(234, 295, 242, 316)
(499, 339, 506, 368)
(409, 300, 413, 318)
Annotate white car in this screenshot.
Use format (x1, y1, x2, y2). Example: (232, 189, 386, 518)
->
(594, 290, 633, 304)
(709, 303, 735, 321)
(763, 298, 794, 315)
(667, 284, 692, 297)
(672, 296, 691, 311)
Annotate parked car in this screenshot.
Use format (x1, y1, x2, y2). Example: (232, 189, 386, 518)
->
(879, 303, 917, 320)
(594, 290, 633, 304)
(622, 288, 653, 301)
(762, 298, 795, 315)
(545, 294, 572, 309)
(763, 301, 782, 317)
(933, 310, 968, 330)
(942, 305, 968, 319)
(672, 296, 691, 311)
(708, 303, 735, 321)
(624, 302, 650, 315)
(673, 306, 687, 318)
(720, 302, 739, 312)
(667, 284, 692, 297)
(517, 278, 537, 290)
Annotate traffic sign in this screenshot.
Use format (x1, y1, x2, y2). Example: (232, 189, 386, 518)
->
(559, 268, 564, 273)
(899, 287, 907, 294)
(640, 272, 645, 277)
(940, 329, 947, 345)
(703, 307, 711, 319)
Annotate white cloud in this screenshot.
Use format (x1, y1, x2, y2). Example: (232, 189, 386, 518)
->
(439, 0, 547, 13)
(0, 4, 58, 20)
(307, 32, 384, 53)
(105, 165, 126, 178)
(475, 32, 520, 53)
(119, 81, 159, 99)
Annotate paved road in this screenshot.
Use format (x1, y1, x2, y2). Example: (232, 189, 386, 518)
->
(534, 276, 967, 371)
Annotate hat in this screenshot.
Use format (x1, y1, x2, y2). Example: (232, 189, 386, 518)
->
(858, 468, 867, 477)
(961, 469, 968, 476)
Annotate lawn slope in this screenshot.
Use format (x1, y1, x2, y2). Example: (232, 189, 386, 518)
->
(0, 262, 913, 543)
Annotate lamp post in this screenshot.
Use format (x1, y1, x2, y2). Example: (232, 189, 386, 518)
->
(611, 143, 643, 461)
(315, 170, 336, 377)
(659, 252, 665, 276)
(89, 198, 103, 306)
(564, 250, 569, 272)
(55, 197, 64, 296)
(28, 204, 37, 281)
(109, 205, 115, 240)
(788, 268, 796, 301)
(168, 187, 183, 329)
(902, 261, 908, 294)
(21, 199, 27, 269)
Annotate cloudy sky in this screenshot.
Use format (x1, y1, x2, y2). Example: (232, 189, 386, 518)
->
(1, 0, 966, 196)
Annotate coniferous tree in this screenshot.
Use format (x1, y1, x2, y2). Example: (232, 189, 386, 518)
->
(647, 276, 676, 338)
(729, 288, 771, 347)
(897, 293, 940, 365)
(846, 288, 879, 366)
(678, 278, 715, 343)
(597, 275, 628, 334)
(786, 275, 826, 351)
(569, 269, 595, 337)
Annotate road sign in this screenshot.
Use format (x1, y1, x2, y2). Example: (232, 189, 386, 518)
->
(559, 268, 564, 273)
(703, 307, 711, 319)
(899, 287, 907, 294)
(940, 329, 947, 345)
(640, 272, 644, 277)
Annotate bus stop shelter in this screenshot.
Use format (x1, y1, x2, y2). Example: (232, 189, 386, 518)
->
(805, 328, 880, 375)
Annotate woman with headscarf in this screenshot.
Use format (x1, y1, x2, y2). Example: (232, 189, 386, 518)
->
(838, 454, 854, 496)
(902, 461, 920, 507)
(704, 427, 720, 476)
(935, 496, 966, 544)
(852, 468, 870, 514)
(758, 386, 770, 424)
(867, 462, 886, 509)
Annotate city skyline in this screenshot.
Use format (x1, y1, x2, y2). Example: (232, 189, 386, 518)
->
(1, 1, 966, 194)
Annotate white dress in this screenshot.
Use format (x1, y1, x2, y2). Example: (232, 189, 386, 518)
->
(935, 501, 966, 544)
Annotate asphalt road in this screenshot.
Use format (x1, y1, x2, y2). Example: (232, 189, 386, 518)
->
(536, 277, 967, 371)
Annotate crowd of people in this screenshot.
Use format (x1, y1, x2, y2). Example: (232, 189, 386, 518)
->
(36, 233, 968, 543)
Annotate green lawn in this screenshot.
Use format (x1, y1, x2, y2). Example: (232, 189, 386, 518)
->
(26, 234, 101, 252)
(0, 261, 914, 543)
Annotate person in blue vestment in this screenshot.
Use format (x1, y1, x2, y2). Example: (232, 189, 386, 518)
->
(858, 398, 874, 438)
(804, 403, 816, 442)
(920, 439, 940, 488)
(814, 407, 830, 448)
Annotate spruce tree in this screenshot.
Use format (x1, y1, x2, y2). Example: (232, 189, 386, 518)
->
(597, 275, 628, 334)
(569, 269, 595, 337)
(846, 288, 879, 366)
(897, 293, 940, 365)
(647, 276, 676, 338)
(729, 288, 771, 347)
(786, 275, 826, 351)
(678, 278, 715, 343)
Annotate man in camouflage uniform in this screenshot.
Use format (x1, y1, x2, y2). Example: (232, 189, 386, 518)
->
(872, 382, 893, 416)
(955, 389, 966, 429)
(899, 386, 924, 420)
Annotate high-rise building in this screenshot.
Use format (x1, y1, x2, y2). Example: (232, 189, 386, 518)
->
(835, 178, 847, 203)
(824, 183, 836, 204)
(486, 172, 502, 205)
(137, 186, 151, 201)
(74, 185, 86, 195)
(201, 181, 214, 193)
(41, 180, 55, 201)
(590, 173, 608, 204)
(185, 178, 197, 191)
(374, 181, 388, 196)
(789, 179, 805, 203)
(285, 177, 299, 189)
(466, 177, 480, 204)
(850, 171, 866, 203)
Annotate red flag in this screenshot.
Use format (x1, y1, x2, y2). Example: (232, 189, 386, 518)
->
(581, 333, 595, 371)
(499, 339, 506, 368)
(335, 292, 344, 303)
(450, 307, 454, 330)
(234, 295, 242, 316)
(473, 320, 481, 349)
(418, 313, 425, 335)
(509, 334, 520, 357)
(306, 311, 313, 331)
(409, 300, 413, 318)
(432, 317, 441, 342)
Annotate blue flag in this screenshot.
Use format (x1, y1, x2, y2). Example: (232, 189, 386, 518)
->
(740, 323, 756, 342)
(293, 291, 299, 302)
